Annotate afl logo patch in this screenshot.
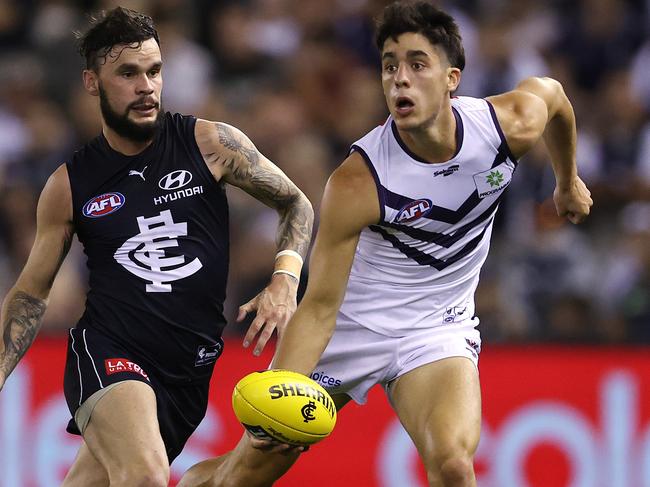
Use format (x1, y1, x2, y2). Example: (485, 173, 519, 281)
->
(396, 198, 432, 223)
(82, 192, 125, 218)
(159, 170, 193, 191)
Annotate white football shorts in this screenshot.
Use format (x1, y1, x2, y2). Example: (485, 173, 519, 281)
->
(309, 315, 481, 404)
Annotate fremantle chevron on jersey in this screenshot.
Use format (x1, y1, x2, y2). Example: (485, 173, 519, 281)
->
(338, 96, 518, 336)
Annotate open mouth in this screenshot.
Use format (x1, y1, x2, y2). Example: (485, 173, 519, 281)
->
(395, 96, 415, 114)
(131, 102, 158, 114)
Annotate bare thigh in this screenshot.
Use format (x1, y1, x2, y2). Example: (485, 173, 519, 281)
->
(388, 357, 481, 466)
(62, 440, 109, 487)
(80, 380, 169, 483)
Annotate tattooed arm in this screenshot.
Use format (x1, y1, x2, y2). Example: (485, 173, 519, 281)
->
(0, 164, 74, 390)
(195, 120, 313, 255)
(195, 119, 314, 354)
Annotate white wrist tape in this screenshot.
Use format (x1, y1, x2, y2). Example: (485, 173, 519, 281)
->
(275, 250, 304, 266)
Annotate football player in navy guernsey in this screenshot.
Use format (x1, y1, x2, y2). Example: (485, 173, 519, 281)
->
(0, 7, 313, 487)
(179, 1, 593, 487)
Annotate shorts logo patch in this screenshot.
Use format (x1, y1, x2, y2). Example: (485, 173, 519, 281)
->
(310, 371, 342, 388)
(104, 358, 150, 381)
(465, 338, 481, 355)
(443, 306, 468, 323)
(195, 341, 223, 367)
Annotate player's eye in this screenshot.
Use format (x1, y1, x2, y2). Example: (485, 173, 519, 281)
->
(384, 64, 396, 73)
(412, 62, 424, 70)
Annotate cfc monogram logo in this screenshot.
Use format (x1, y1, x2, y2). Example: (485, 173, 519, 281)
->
(114, 210, 203, 292)
(301, 400, 317, 423)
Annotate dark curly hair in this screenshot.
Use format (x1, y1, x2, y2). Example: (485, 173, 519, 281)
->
(76, 7, 160, 71)
(375, 0, 465, 70)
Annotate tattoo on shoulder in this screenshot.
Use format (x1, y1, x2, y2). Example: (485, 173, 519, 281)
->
(216, 124, 259, 168)
(1, 291, 46, 379)
(202, 123, 260, 180)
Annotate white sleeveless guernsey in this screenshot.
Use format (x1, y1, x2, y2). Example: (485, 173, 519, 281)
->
(337, 96, 518, 337)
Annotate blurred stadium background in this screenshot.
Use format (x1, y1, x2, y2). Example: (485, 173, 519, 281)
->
(0, 0, 649, 485)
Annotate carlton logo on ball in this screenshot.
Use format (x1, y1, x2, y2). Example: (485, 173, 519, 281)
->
(232, 370, 337, 446)
(301, 401, 317, 423)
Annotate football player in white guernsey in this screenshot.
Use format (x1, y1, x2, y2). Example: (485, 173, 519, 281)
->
(179, 1, 593, 486)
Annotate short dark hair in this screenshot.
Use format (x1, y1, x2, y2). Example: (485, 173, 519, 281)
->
(375, 0, 465, 71)
(77, 7, 160, 71)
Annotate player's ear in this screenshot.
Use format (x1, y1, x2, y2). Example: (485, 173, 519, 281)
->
(83, 69, 100, 96)
(447, 67, 461, 93)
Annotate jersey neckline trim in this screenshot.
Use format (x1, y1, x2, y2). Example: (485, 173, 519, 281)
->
(390, 106, 464, 167)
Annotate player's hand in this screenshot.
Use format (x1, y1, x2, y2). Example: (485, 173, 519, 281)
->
(553, 176, 593, 224)
(246, 431, 308, 454)
(237, 273, 298, 356)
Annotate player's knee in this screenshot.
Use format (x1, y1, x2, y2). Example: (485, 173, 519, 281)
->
(420, 438, 475, 487)
(437, 454, 474, 485)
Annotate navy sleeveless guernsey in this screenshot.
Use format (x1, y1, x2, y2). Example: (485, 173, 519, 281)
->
(66, 113, 228, 383)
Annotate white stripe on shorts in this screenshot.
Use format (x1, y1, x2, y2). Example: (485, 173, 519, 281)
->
(82, 329, 104, 389)
(69, 329, 84, 406)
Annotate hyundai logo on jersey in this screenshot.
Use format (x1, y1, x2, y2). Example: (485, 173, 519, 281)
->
(395, 198, 432, 223)
(82, 192, 125, 218)
(159, 170, 193, 190)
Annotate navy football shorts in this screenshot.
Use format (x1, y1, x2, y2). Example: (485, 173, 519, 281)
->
(63, 326, 216, 462)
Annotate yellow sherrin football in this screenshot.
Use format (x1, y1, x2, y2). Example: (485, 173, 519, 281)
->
(232, 369, 337, 446)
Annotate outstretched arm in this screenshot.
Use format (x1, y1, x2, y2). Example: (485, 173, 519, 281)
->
(0, 164, 74, 390)
(488, 76, 593, 223)
(195, 120, 314, 354)
(272, 152, 380, 375)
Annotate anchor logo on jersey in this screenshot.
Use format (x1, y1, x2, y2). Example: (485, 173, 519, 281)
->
(114, 210, 203, 292)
